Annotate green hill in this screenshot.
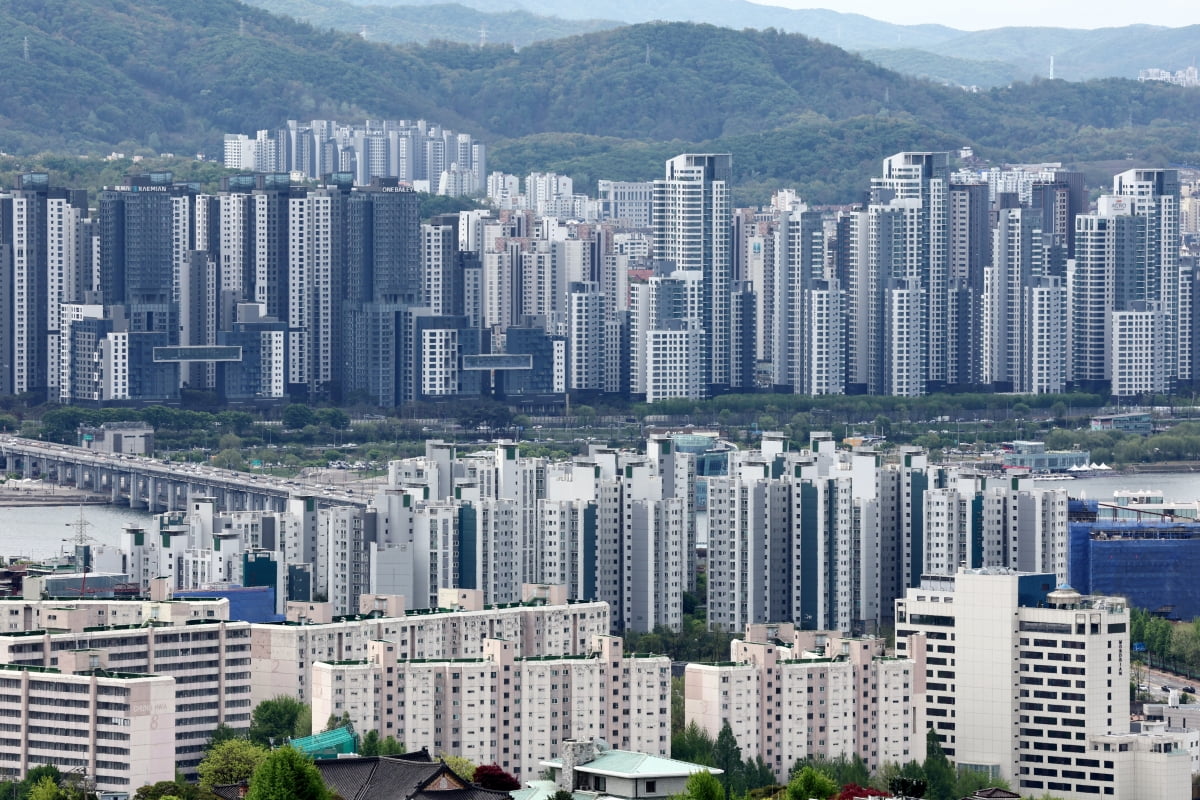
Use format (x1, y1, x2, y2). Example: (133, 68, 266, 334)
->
(242, 0, 621, 47)
(861, 49, 1029, 88)
(0, 0, 1197, 204)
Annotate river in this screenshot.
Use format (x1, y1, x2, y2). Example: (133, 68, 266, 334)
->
(1, 504, 151, 561)
(1033, 471, 1200, 502)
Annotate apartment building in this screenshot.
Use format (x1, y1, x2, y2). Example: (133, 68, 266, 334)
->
(310, 634, 670, 780)
(249, 588, 609, 705)
(0, 613, 251, 776)
(684, 625, 925, 780)
(0, 653, 176, 792)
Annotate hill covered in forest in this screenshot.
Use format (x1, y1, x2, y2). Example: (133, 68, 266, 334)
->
(0, 0, 1197, 203)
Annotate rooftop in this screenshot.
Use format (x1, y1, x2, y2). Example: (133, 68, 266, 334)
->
(542, 750, 722, 779)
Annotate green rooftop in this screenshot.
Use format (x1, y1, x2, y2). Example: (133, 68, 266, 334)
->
(290, 725, 356, 758)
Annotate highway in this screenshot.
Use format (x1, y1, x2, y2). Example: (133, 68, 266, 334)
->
(0, 435, 367, 513)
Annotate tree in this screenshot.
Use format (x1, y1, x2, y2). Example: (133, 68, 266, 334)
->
(245, 746, 330, 800)
(134, 781, 206, 800)
(885, 761, 927, 800)
(441, 754, 477, 782)
(923, 729, 956, 800)
(198, 739, 269, 788)
(380, 735, 406, 755)
(953, 770, 1011, 799)
(282, 404, 317, 430)
(317, 408, 350, 430)
(787, 767, 838, 800)
(211, 448, 245, 470)
(473, 765, 521, 791)
(676, 724, 710, 767)
(712, 721, 744, 794)
(206, 723, 245, 751)
(679, 771, 724, 800)
(359, 730, 381, 757)
(18, 768, 62, 800)
(324, 711, 354, 737)
(249, 696, 311, 747)
(27, 778, 61, 800)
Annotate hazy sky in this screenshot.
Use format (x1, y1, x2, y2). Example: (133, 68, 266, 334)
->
(753, 0, 1200, 30)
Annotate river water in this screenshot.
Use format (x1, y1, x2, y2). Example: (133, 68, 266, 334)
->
(1, 504, 151, 560)
(1032, 471, 1200, 502)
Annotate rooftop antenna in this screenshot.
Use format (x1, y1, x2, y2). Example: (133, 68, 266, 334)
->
(479, 24, 487, 48)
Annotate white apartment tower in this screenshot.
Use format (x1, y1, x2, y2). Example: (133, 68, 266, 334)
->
(653, 154, 733, 392)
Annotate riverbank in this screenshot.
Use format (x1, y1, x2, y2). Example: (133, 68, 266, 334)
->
(1122, 461, 1200, 474)
(0, 481, 107, 506)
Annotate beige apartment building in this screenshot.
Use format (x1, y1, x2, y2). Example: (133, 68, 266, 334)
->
(249, 588, 609, 705)
(311, 634, 670, 780)
(685, 625, 925, 780)
(0, 651, 176, 792)
(0, 605, 251, 776)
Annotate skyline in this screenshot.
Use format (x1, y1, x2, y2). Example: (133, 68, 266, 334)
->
(752, 0, 1200, 31)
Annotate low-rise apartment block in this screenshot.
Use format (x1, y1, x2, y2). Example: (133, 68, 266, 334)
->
(249, 587, 609, 705)
(684, 624, 925, 780)
(0, 603, 252, 777)
(0, 653, 176, 792)
(311, 634, 670, 780)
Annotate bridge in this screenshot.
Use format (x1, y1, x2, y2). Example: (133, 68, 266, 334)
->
(0, 436, 367, 514)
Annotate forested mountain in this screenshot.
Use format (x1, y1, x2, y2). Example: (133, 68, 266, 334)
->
(243, 0, 621, 48)
(0, 0, 1197, 203)
(321, 0, 1198, 83)
(353, 0, 959, 51)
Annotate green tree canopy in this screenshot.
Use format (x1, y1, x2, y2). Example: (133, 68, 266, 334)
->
(359, 730, 382, 757)
(245, 746, 331, 800)
(198, 739, 270, 788)
(380, 735, 406, 755)
(133, 781, 207, 800)
(787, 766, 838, 800)
(27, 778, 62, 800)
(249, 696, 311, 747)
(440, 754, 477, 782)
(18, 768, 62, 800)
(923, 728, 956, 800)
(679, 771, 724, 800)
(282, 404, 317, 430)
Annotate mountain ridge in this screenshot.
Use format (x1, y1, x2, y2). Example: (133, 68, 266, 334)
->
(0, 0, 1197, 204)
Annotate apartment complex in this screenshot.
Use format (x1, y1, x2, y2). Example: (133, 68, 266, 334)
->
(310, 634, 669, 780)
(249, 588, 609, 705)
(0, 657, 176, 792)
(0, 598, 251, 777)
(684, 625, 925, 780)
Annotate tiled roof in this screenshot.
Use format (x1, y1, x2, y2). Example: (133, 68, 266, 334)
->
(314, 755, 513, 800)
